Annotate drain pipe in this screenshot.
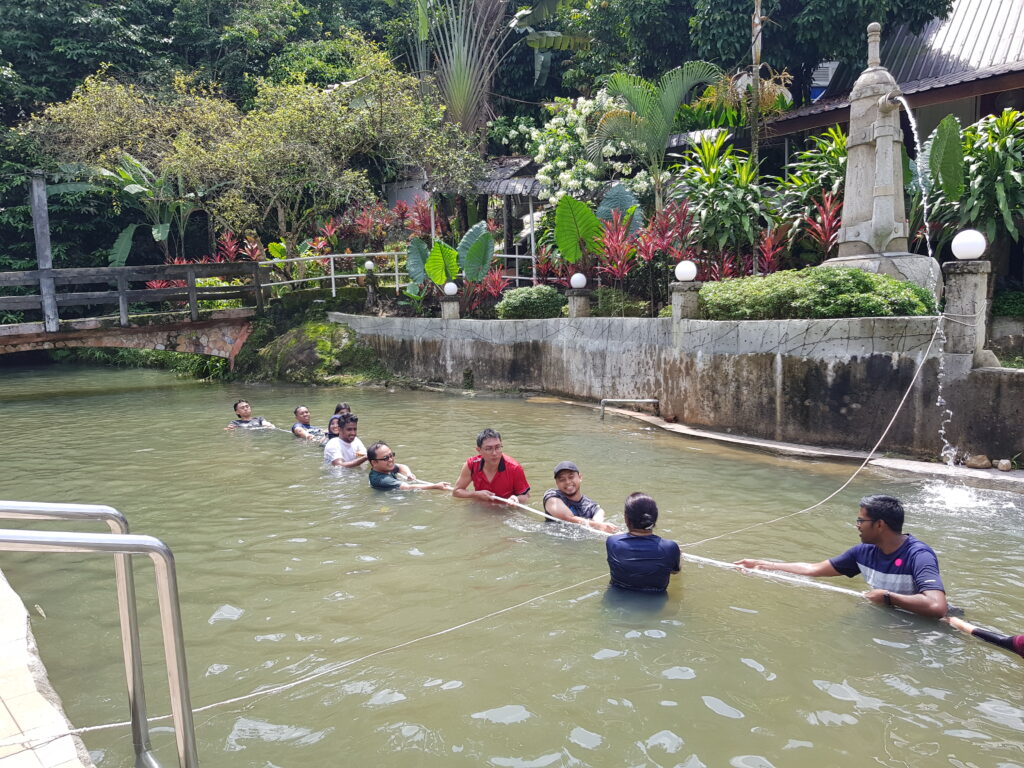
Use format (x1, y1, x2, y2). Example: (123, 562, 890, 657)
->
(599, 399, 660, 420)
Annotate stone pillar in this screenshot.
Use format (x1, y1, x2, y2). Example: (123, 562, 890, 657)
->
(942, 260, 998, 366)
(670, 281, 703, 320)
(566, 289, 591, 318)
(440, 295, 460, 319)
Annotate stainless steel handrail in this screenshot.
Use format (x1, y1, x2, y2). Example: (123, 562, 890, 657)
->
(599, 398, 660, 420)
(0, 501, 158, 768)
(0, 523, 197, 768)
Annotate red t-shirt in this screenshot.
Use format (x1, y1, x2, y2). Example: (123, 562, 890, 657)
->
(466, 454, 530, 498)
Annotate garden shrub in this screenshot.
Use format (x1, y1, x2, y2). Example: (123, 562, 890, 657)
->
(591, 287, 649, 317)
(495, 285, 566, 319)
(992, 291, 1024, 317)
(699, 267, 937, 320)
(324, 285, 368, 313)
(658, 305, 673, 318)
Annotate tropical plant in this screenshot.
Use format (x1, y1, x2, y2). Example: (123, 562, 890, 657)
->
(404, 220, 495, 300)
(699, 267, 936, 321)
(553, 194, 603, 271)
(589, 61, 723, 211)
(672, 132, 765, 262)
(595, 209, 639, 283)
(801, 192, 843, 262)
(959, 109, 1024, 243)
(771, 125, 847, 241)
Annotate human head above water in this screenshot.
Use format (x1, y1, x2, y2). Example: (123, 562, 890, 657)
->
(624, 492, 658, 531)
(233, 400, 250, 416)
(476, 428, 502, 449)
(859, 494, 904, 533)
(327, 415, 343, 435)
(366, 442, 392, 462)
(293, 405, 310, 423)
(335, 402, 351, 415)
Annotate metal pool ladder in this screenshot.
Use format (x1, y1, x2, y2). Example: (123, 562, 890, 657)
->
(0, 501, 197, 768)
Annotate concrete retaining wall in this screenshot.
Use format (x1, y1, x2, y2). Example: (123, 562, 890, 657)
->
(330, 313, 1024, 459)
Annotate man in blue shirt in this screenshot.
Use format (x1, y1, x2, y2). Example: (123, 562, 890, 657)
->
(735, 495, 947, 619)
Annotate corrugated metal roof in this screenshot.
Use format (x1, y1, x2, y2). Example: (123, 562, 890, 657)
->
(771, 0, 1024, 123)
(473, 177, 543, 196)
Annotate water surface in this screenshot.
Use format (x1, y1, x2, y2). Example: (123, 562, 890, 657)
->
(1, 365, 1021, 768)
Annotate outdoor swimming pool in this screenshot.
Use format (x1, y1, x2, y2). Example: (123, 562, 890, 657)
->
(1, 365, 1022, 767)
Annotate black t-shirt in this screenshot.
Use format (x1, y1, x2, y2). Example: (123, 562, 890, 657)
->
(542, 488, 603, 522)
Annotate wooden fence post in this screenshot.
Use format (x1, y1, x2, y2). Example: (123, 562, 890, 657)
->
(186, 266, 199, 321)
(250, 261, 264, 312)
(117, 273, 129, 326)
(30, 172, 59, 332)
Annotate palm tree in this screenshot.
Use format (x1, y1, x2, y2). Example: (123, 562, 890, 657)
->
(589, 61, 723, 212)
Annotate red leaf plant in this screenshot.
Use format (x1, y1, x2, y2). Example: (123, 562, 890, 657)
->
(596, 210, 638, 282)
(803, 192, 843, 261)
(635, 200, 695, 263)
(406, 195, 436, 240)
(756, 227, 787, 275)
(242, 236, 265, 261)
(468, 267, 512, 312)
(216, 231, 242, 262)
(391, 200, 410, 229)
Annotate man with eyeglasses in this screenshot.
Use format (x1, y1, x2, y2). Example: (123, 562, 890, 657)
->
(452, 428, 530, 505)
(735, 495, 947, 619)
(366, 442, 452, 491)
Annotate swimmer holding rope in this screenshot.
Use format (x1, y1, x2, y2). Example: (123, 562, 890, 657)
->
(225, 400, 275, 430)
(324, 414, 367, 468)
(735, 495, 948, 619)
(291, 405, 326, 442)
(543, 461, 618, 533)
(943, 615, 1024, 660)
(606, 493, 680, 593)
(367, 442, 452, 492)
(452, 428, 530, 506)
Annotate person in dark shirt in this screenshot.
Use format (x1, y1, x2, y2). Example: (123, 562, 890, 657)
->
(543, 461, 617, 533)
(366, 442, 452, 492)
(945, 615, 1024, 659)
(606, 493, 680, 593)
(291, 405, 325, 442)
(225, 400, 275, 430)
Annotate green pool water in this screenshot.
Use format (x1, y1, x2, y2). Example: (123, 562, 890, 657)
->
(0, 364, 1021, 768)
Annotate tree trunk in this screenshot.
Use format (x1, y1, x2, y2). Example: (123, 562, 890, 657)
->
(455, 194, 469, 240)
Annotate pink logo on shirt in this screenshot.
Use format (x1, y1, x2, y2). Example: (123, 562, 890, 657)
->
(894, 558, 903, 567)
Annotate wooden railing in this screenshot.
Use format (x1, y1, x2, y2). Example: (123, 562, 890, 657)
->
(0, 262, 264, 331)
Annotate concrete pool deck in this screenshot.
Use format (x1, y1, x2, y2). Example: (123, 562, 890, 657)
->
(0, 570, 93, 768)
(538, 397, 1024, 494)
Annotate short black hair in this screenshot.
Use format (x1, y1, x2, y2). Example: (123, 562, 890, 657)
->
(476, 428, 501, 448)
(366, 442, 389, 460)
(335, 402, 351, 414)
(624, 492, 658, 531)
(859, 495, 904, 533)
(293, 405, 308, 416)
(341, 413, 358, 424)
(233, 400, 249, 411)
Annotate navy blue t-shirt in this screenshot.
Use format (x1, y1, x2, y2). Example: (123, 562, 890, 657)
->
(606, 533, 681, 593)
(828, 534, 944, 595)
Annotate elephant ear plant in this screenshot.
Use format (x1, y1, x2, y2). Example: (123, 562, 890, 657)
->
(404, 221, 496, 310)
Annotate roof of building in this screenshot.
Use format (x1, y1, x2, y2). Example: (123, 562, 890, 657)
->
(770, 0, 1024, 125)
(472, 155, 542, 197)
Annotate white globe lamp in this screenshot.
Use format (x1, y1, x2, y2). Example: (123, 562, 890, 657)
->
(569, 272, 587, 289)
(364, 259, 375, 271)
(951, 229, 986, 260)
(442, 281, 459, 296)
(674, 260, 698, 282)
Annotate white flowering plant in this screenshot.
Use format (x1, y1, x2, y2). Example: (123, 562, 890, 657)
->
(486, 116, 539, 156)
(530, 90, 648, 207)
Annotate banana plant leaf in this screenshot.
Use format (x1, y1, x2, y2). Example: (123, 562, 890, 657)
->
(110, 224, 140, 267)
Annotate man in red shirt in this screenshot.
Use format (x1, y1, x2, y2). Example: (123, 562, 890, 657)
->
(453, 428, 531, 505)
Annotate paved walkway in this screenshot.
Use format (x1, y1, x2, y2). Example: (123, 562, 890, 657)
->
(0, 571, 92, 768)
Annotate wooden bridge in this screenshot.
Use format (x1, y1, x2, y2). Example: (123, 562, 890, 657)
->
(0, 262, 265, 364)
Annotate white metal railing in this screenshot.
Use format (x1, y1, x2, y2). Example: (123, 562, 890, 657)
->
(259, 251, 541, 296)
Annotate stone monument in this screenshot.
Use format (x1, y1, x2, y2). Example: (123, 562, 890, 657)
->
(822, 22, 941, 296)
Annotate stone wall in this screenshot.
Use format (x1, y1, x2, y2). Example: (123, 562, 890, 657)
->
(329, 313, 1024, 459)
(990, 316, 1024, 358)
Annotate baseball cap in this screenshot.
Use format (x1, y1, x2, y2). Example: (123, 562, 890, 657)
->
(553, 461, 580, 477)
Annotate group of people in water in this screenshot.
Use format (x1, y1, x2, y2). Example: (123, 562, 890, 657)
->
(225, 398, 1023, 661)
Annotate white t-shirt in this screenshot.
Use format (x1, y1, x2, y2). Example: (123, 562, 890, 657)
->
(324, 436, 367, 465)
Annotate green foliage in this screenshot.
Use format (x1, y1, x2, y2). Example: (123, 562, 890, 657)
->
(959, 109, 1024, 243)
(992, 291, 1024, 317)
(673, 131, 764, 253)
(54, 347, 230, 379)
(592, 61, 722, 211)
(928, 114, 964, 202)
(699, 267, 937, 320)
(554, 195, 602, 265)
(770, 125, 847, 242)
(596, 183, 643, 233)
(690, 0, 952, 104)
(495, 285, 566, 319)
(591, 286, 649, 317)
(657, 304, 673, 318)
(425, 241, 459, 285)
(457, 221, 494, 283)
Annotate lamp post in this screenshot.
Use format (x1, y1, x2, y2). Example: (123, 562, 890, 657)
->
(566, 273, 590, 318)
(670, 260, 702, 320)
(440, 280, 460, 319)
(942, 229, 997, 367)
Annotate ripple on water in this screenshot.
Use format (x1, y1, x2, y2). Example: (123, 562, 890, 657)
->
(702, 696, 744, 719)
(592, 648, 624, 660)
(662, 666, 696, 680)
(644, 729, 685, 753)
(471, 704, 532, 724)
(568, 726, 603, 749)
(224, 717, 332, 751)
(208, 604, 244, 623)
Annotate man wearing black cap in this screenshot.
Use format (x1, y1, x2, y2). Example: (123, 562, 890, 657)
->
(543, 462, 618, 533)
